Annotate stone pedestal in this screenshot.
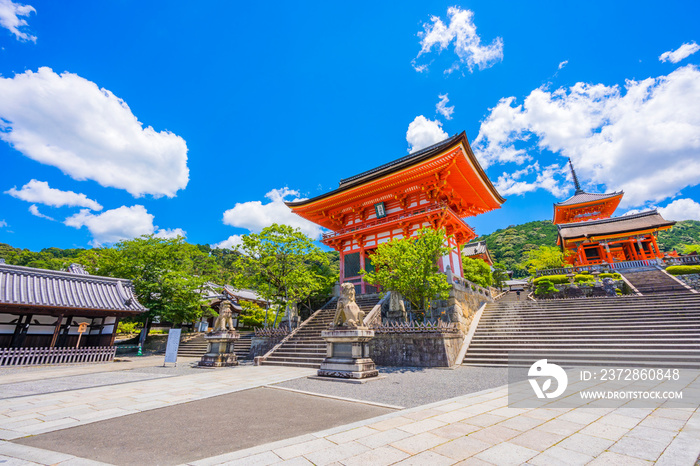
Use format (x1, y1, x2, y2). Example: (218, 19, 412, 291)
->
(198, 331, 239, 367)
(317, 329, 378, 379)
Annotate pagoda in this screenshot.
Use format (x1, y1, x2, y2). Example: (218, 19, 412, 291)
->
(552, 159, 623, 225)
(554, 160, 675, 266)
(286, 132, 505, 294)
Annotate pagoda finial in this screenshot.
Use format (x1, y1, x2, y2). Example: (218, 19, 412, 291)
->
(568, 158, 583, 194)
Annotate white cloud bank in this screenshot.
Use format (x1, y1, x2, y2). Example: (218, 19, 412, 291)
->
(0, 67, 189, 198)
(0, 0, 35, 42)
(6, 179, 102, 210)
(406, 115, 448, 153)
(221, 188, 322, 241)
(659, 42, 700, 64)
(65, 205, 185, 246)
(213, 235, 243, 250)
(413, 7, 503, 74)
(659, 198, 700, 221)
(474, 65, 700, 207)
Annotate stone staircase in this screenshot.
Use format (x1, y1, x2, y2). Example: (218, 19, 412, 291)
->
(177, 331, 254, 359)
(463, 293, 700, 368)
(260, 295, 381, 369)
(621, 268, 692, 295)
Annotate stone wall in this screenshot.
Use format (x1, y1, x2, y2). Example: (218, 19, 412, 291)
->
(249, 335, 286, 359)
(369, 332, 463, 367)
(536, 279, 630, 299)
(675, 273, 700, 292)
(430, 282, 493, 334)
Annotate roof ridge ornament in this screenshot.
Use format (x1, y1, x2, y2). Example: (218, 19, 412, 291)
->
(568, 158, 583, 194)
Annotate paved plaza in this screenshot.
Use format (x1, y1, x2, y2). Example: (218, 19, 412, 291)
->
(0, 358, 698, 465)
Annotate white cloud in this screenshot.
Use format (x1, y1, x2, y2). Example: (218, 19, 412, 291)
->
(154, 228, 186, 239)
(413, 7, 503, 74)
(65, 205, 155, 247)
(659, 42, 700, 64)
(406, 115, 448, 153)
(558, 60, 568, 70)
(658, 198, 700, 221)
(494, 163, 569, 198)
(28, 204, 54, 221)
(222, 187, 323, 239)
(213, 235, 244, 250)
(0, 67, 188, 198)
(6, 179, 103, 210)
(436, 94, 454, 120)
(0, 220, 7, 228)
(473, 65, 700, 207)
(0, 0, 35, 42)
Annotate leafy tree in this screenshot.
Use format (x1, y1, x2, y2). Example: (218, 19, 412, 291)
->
(520, 245, 568, 276)
(238, 301, 266, 328)
(681, 244, 700, 254)
(462, 256, 492, 288)
(492, 262, 509, 289)
(362, 228, 452, 314)
(77, 235, 218, 327)
(233, 224, 335, 327)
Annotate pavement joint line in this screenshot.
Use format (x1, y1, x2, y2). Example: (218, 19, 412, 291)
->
(263, 384, 405, 410)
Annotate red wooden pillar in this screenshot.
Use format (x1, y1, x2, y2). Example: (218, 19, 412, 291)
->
(650, 234, 661, 258)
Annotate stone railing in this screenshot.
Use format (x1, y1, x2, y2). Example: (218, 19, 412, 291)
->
(362, 292, 391, 327)
(253, 328, 291, 338)
(451, 275, 494, 300)
(535, 259, 658, 277)
(663, 255, 700, 266)
(371, 320, 461, 334)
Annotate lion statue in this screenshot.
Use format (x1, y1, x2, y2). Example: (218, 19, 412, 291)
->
(213, 301, 235, 332)
(333, 283, 366, 329)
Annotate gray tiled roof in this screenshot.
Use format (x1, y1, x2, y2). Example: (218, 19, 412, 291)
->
(558, 210, 675, 240)
(462, 241, 488, 256)
(0, 263, 146, 313)
(555, 191, 622, 206)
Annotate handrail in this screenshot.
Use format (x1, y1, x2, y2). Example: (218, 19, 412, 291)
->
(363, 291, 391, 327)
(254, 296, 337, 365)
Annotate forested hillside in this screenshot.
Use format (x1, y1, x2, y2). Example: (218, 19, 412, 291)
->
(658, 220, 700, 251)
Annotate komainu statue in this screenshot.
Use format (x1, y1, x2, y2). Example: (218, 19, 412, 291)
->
(213, 301, 235, 332)
(333, 283, 366, 329)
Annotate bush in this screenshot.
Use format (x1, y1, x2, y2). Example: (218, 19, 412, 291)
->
(600, 272, 623, 280)
(574, 274, 595, 283)
(117, 322, 140, 334)
(533, 274, 569, 285)
(666, 265, 700, 276)
(535, 279, 559, 296)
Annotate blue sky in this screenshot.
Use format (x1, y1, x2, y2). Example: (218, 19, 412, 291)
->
(1, 1, 700, 251)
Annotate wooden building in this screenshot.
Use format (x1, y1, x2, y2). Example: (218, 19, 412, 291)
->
(286, 132, 505, 294)
(462, 241, 494, 266)
(554, 160, 675, 266)
(0, 263, 146, 349)
(558, 211, 675, 266)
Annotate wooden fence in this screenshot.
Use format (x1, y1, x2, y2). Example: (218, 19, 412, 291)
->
(0, 346, 116, 366)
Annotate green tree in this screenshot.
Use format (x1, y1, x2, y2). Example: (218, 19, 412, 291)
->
(77, 235, 218, 327)
(362, 228, 452, 314)
(491, 262, 509, 290)
(238, 301, 266, 328)
(462, 256, 493, 288)
(233, 224, 335, 327)
(681, 244, 700, 254)
(520, 245, 568, 276)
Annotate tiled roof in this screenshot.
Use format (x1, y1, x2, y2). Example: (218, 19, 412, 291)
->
(337, 133, 464, 187)
(463, 241, 488, 256)
(558, 210, 675, 240)
(0, 263, 146, 313)
(223, 285, 267, 303)
(555, 191, 623, 206)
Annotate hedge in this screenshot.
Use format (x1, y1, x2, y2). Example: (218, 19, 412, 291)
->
(666, 265, 700, 276)
(574, 274, 595, 282)
(533, 274, 569, 285)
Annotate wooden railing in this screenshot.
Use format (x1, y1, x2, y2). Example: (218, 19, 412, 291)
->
(0, 346, 116, 366)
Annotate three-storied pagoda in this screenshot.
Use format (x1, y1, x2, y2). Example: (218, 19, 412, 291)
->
(554, 160, 675, 266)
(286, 132, 505, 294)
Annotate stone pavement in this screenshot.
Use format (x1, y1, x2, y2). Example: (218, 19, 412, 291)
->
(0, 360, 699, 465)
